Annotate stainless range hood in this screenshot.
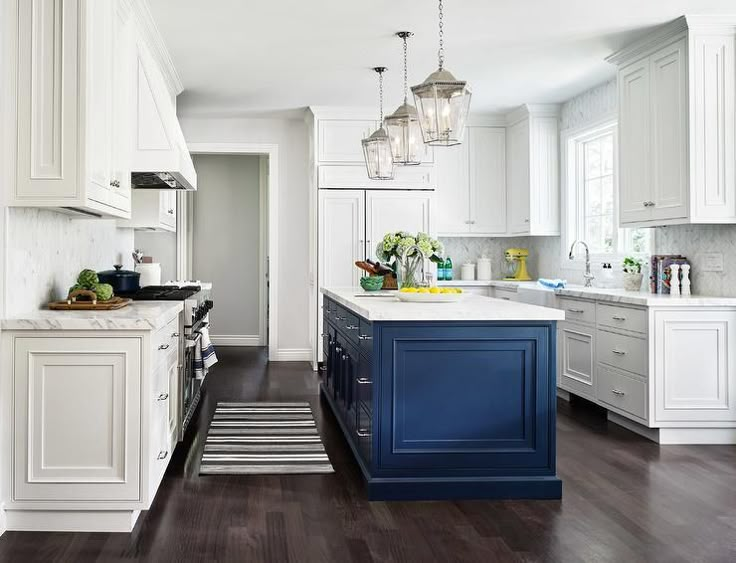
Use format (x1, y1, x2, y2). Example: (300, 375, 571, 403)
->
(131, 36, 197, 191)
(132, 171, 193, 191)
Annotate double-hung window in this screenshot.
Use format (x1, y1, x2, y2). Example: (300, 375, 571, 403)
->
(562, 119, 651, 267)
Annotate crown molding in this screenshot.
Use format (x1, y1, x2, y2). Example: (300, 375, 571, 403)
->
(606, 16, 688, 66)
(505, 104, 560, 126)
(130, 0, 183, 97)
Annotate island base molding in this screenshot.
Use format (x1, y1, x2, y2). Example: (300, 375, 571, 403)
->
(365, 476, 562, 501)
(3, 509, 141, 533)
(607, 412, 736, 445)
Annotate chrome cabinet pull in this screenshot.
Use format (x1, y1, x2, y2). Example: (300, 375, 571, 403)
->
(346, 324, 358, 330)
(358, 335, 373, 340)
(318, 366, 327, 372)
(342, 354, 348, 360)
(567, 308, 585, 314)
(171, 332, 180, 338)
(611, 389, 625, 396)
(357, 378, 371, 384)
(612, 349, 626, 355)
(157, 450, 169, 460)
(335, 316, 346, 321)
(611, 316, 626, 321)
(335, 347, 342, 353)
(157, 393, 169, 401)
(158, 344, 170, 350)
(356, 429, 371, 438)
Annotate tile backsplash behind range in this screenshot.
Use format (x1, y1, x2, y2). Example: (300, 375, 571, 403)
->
(6, 208, 134, 316)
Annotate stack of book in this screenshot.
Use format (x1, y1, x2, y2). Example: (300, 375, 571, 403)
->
(650, 255, 690, 294)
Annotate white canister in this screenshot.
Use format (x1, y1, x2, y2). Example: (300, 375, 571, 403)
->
(460, 263, 476, 281)
(476, 257, 492, 281)
(135, 263, 161, 287)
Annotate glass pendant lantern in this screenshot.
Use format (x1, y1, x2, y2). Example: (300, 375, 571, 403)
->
(411, 0, 472, 146)
(384, 32, 423, 165)
(362, 67, 394, 180)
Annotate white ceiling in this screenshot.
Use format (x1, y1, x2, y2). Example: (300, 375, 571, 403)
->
(149, 0, 736, 118)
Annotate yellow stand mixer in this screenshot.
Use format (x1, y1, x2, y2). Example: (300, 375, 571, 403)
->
(503, 248, 532, 281)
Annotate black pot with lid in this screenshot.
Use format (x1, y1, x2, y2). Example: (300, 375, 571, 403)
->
(98, 265, 141, 294)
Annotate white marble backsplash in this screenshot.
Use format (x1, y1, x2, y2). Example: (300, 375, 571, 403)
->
(6, 208, 134, 316)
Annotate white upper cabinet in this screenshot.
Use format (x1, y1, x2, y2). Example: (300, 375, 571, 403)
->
(119, 190, 176, 232)
(13, 0, 133, 218)
(318, 120, 376, 163)
(506, 105, 560, 236)
(365, 191, 432, 261)
(610, 16, 736, 227)
(435, 127, 506, 236)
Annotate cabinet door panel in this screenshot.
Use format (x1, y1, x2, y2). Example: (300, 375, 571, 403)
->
(13, 337, 142, 502)
(619, 58, 652, 225)
(559, 323, 595, 400)
(653, 310, 736, 423)
(690, 34, 736, 220)
(650, 39, 688, 221)
(434, 142, 469, 234)
(365, 191, 432, 261)
(470, 127, 506, 234)
(86, 0, 114, 199)
(319, 190, 365, 288)
(507, 119, 530, 234)
(16, 0, 80, 200)
(318, 120, 376, 162)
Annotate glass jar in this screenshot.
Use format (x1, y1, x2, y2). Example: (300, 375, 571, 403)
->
(397, 252, 425, 289)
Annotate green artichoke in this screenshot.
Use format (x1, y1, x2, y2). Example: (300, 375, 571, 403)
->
(77, 269, 99, 289)
(68, 283, 83, 297)
(93, 283, 114, 301)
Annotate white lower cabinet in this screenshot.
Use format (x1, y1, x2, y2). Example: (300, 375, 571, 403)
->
(12, 337, 142, 503)
(2, 313, 182, 532)
(549, 296, 736, 443)
(559, 322, 596, 401)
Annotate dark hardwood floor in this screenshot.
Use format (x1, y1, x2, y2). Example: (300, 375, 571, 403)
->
(1, 347, 735, 562)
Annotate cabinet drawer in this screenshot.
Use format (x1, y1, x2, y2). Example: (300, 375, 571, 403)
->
(597, 330, 648, 377)
(154, 317, 180, 366)
(356, 356, 372, 415)
(358, 318, 373, 356)
(493, 287, 518, 301)
(356, 405, 372, 466)
(597, 303, 647, 334)
(559, 297, 596, 325)
(597, 366, 647, 420)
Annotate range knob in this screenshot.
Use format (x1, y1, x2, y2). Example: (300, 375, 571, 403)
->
(205, 299, 214, 311)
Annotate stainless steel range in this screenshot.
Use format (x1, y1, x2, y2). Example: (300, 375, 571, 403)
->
(124, 281, 214, 441)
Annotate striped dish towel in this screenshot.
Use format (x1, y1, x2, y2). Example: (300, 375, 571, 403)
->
(193, 325, 218, 379)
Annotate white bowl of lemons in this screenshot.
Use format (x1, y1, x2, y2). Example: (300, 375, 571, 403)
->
(396, 286, 464, 303)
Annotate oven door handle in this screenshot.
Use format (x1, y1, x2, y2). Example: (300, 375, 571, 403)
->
(185, 332, 203, 348)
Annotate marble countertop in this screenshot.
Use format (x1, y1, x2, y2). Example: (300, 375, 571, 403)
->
(321, 287, 565, 322)
(437, 280, 494, 287)
(1, 301, 184, 331)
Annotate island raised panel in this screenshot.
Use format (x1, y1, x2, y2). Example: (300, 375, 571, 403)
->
(378, 325, 552, 473)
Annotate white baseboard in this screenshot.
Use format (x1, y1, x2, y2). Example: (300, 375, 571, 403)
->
(0, 505, 5, 537)
(5, 509, 140, 532)
(209, 334, 262, 347)
(607, 412, 736, 444)
(556, 388, 571, 401)
(270, 348, 312, 362)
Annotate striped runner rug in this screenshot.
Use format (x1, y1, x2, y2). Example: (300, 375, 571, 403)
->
(199, 402, 334, 475)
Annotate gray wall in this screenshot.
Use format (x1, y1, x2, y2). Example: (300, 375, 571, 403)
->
(192, 154, 262, 339)
(134, 231, 177, 283)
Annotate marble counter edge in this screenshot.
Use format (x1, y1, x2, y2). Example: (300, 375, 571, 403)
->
(321, 287, 565, 322)
(556, 289, 736, 307)
(1, 301, 184, 331)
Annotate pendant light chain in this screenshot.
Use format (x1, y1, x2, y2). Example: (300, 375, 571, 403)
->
(402, 35, 409, 103)
(438, 0, 445, 70)
(378, 69, 384, 122)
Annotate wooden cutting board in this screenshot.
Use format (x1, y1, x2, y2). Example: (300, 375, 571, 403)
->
(48, 296, 131, 310)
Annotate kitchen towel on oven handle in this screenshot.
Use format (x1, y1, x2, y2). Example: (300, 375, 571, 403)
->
(192, 324, 218, 379)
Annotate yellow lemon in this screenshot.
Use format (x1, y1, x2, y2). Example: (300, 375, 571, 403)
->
(417, 288, 429, 294)
(429, 287, 440, 294)
(403, 287, 417, 293)
(455, 288, 463, 294)
(440, 288, 451, 294)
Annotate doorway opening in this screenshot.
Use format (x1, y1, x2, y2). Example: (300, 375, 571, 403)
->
(179, 143, 279, 359)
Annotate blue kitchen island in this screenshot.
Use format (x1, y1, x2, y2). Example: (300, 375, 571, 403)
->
(320, 287, 565, 501)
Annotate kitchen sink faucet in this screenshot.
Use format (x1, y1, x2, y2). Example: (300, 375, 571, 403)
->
(568, 240, 594, 287)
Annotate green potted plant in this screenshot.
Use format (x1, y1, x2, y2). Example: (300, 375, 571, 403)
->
(375, 231, 444, 288)
(622, 256, 644, 291)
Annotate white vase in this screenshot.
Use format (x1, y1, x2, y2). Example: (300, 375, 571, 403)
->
(623, 272, 643, 292)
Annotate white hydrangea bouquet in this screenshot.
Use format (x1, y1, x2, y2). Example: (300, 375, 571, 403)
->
(375, 231, 444, 288)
